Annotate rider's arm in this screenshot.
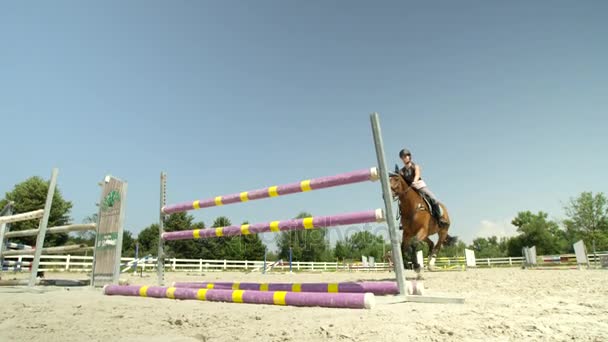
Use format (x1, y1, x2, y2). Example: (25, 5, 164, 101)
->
(413, 164, 421, 183)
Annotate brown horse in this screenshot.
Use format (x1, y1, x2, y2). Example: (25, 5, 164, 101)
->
(388, 172, 454, 273)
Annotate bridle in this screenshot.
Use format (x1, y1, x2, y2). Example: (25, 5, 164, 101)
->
(389, 173, 414, 221)
(389, 173, 413, 201)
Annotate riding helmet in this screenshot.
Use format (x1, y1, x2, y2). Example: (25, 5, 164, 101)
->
(399, 148, 411, 158)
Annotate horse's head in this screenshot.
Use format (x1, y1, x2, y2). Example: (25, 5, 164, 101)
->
(388, 172, 408, 198)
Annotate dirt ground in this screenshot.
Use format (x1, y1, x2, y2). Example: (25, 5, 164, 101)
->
(0, 267, 606, 342)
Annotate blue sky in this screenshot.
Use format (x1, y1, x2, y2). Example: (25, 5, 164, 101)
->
(1, 1, 606, 249)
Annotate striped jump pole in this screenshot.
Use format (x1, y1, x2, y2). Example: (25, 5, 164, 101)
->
(172, 281, 424, 295)
(162, 209, 384, 241)
(6, 242, 33, 250)
(103, 285, 375, 309)
(161, 167, 379, 215)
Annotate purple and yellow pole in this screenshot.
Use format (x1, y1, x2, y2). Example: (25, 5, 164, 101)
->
(171, 281, 424, 295)
(161, 167, 379, 214)
(162, 209, 385, 241)
(103, 285, 375, 309)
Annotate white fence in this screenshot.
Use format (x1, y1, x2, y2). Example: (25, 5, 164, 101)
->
(2, 252, 607, 273)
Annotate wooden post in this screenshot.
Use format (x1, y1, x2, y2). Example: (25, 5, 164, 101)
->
(91, 174, 127, 288)
(29, 168, 59, 287)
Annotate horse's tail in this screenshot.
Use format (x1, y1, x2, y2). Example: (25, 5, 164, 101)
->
(444, 235, 458, 247)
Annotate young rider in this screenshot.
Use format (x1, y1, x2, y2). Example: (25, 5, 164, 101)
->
(399, 148, 449, 227)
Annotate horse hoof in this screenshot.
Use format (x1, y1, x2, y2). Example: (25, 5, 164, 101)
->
(428, 265, 436, 272)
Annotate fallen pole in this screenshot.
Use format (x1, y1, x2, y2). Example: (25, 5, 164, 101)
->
(103, 285, 375, 309)
(0, 209, 44, 225)
(162, 209, 384, 241)
(2, 267, 28, 271)
(0, 278, 89, 286)
(3, 260, 32, 266)
(6, 242, 33, 250)
(172, 280, 424, 295)
(161, 167, 379, 214)
(4, 223, 97, 238)
(2, 244, 93, 256)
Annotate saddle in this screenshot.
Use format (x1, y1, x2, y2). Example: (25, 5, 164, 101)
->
(417, 190, 442, 218)
(397, 188, 446, 229)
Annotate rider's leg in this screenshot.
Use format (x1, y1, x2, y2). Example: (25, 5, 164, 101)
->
(417, 187, 447, 224)
(418, 186, 438, 203)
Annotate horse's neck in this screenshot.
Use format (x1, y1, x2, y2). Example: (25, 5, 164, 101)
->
(399, 189, 420, 216)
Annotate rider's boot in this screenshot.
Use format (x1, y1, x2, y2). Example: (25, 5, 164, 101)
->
(432, 202, 449, 228)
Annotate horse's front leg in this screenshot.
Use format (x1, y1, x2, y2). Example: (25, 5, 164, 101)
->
(410, 226, 430, 276)
(401, 229, 413, 270)
(424, 237, 436, 271)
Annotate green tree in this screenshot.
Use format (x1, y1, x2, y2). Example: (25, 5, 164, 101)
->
(77, 213, 98, 241)
(224, 220, 267, 261)
(507, 211, 567, 256)
(0, 175, 73, 247)
(136, 224, 159, 257)
(164, 212, 203, 259)
(468, 236, 508, 258)
(276, 212, 330, 262)
(334, 240, 349, 260)
(437, 238, 467, 258)
(121, 230, 136, 257)
(66, 213, 98, 246)
(204, 216, 234, 260)
(333, 231, 387, 261)
(563, 192, 608, 251)
(349, 231, 386, 260)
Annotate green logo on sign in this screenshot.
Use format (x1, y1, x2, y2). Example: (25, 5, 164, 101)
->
(102, 190, 121, 212)
(96, 232, 119, 250)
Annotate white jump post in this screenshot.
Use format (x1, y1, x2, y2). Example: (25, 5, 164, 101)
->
(465, 248, 477, 269)
(573, 240, 590, 269)
(522, 246, 538, 268)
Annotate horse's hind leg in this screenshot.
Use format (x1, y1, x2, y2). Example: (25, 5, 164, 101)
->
(424, 237, 436, 271)
(430, 228, 449, 267)
(401, 230, 414, 270)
